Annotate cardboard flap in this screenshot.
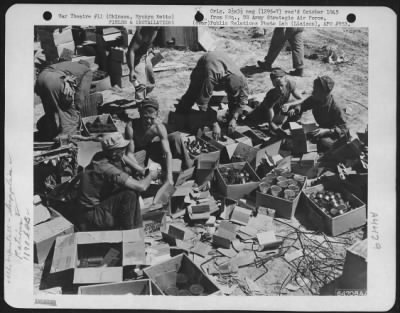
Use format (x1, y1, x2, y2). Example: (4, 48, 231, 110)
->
(257, 231, 277, 246)
(175, 167, 195, 186)
(289, 122, 303, 131)
(34, 204, 51, 225)
(73, 267, 123, 285)
(35, 216, 73, 243)
(123, 241, 146, 265)
(122, 228, 145, 243)
(230, 206, 252, 226)
(303, 123, 319, 134)
(77, 231, 122, 244)
(154, 182, 175, 205)
(134, 150, 147, 167)
(217, 221, 237, 240)
(167, 224, 186, 240)
(191, 204, 210, 214)
(225, 143, 239, 159)
(276, 156, 292, 171)
(50, 233, 77, 273)
(172, 180, 194, 197)
(172, 159, 182, 173)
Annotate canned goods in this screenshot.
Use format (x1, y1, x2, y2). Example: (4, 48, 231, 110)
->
(177, 289, 192, 296)
(176, 273, 189, 289)
(189, 284, 204, 296)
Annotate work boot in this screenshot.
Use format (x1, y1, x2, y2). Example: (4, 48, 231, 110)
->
(257, 60, 273, 71)
(289, 68, 304, 77)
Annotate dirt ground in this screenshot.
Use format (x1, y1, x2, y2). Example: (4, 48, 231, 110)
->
(33, 27, 368, 297)
(35, 27, 368, 134)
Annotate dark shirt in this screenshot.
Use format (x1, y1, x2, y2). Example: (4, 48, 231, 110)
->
(187, 108, 218, 133)
(77, 151, 130, 209)
(133, 27, 160, 66)
(300, 95, 348, 136)
(262, 79, 296, 114)
(193, 51, 248, 110)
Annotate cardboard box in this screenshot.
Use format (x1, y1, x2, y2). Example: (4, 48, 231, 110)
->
(213, 221, 237, 248)
(194, 152, 220, 186)
(53, 26, 74, 46)
(81, 114, 118, 136)
(34, 205, 74, 264)
(256, 173, 306, 220)
(323, 137, 363, 163)
(144, 253, 221, 295)
(291, 152, 320, 178)
(230, 206, 252, 226)
(215, 162, 261, 200)
(78, 279, 163, 295)
(185, 136, 221, 161)
(56, 41, 75, 58)
(302, 181, 367, 236)
(92, 74, 112, 92)
(174, 167, 195, 187)
(340, 239, 367, 289)
(188, 204, 211, 221)
(289, 122, 317, 154)
(72, 55, 96, 65)
(50, 229, 146, 285)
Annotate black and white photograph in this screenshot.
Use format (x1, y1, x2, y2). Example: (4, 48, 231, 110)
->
(4, 4, 396, 310)
(32, 24, 369, 296)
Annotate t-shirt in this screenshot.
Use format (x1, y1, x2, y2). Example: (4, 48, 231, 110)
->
(77, 151, 130, 209)
(262, 79, 296, 114)
(300, 95, 348, 136)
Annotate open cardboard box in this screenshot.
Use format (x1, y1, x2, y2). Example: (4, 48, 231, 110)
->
(220, 140, 282, 170)
(194, 152, 219, 186)
(78, 278, 163, 295)
(184, 135, 221, 162)
(256, 172, 307, 220)
(188, 203, 211, 221)
(34, 203, 74, 264)
(215, 162, 261, 200)
(50, 229, 146, 285)
(202, 130, 252, 148)
(144, 253, 221, 295)
(291, 151, 320, 178)
(289, 122, 318, 154)
(302, 179, 367, 236)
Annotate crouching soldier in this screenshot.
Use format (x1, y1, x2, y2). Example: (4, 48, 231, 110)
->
(124, 98, 193, 186)
(76, 132, 158, 231)
(245, 68, 302, 134)
(287, 76, 349, 151)
(175, 51, 249, 136)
